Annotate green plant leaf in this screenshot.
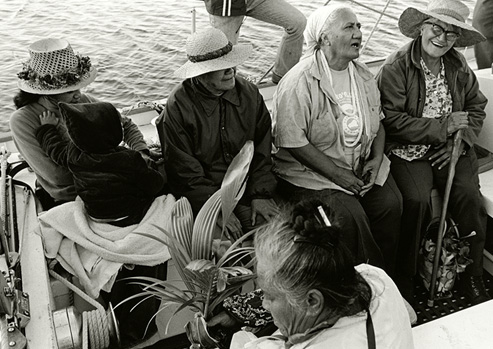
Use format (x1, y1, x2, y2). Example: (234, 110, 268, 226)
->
(184, 262, 219, 296)
(138, 222, 196, 291)
(216, 269, 227, 293)
(170, 197, 194, 257)
(123, 142, 259, 331)
(219, 140, 254, 234)
(216, 228, 257, 267)
(191, 191, 221, 260)
(217, 246, 255, 268)
(191, 141, 255, 260)
(172, 298, 205, 319)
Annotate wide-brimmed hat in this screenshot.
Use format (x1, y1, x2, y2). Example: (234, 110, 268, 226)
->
(17, 38, 97, 95)
(398, 0, 485, 47)
(174, 27, 252, 79)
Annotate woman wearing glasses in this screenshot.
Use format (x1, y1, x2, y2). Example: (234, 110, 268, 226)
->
(377, 0, 490, 305)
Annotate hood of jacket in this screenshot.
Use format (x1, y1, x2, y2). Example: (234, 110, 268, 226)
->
(58, 101, 123, 153)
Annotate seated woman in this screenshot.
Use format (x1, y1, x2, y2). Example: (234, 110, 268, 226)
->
(376, 0, 490, 304)
(272, 4, 402, 276)
(13, 38, 166, 347)
(211, 199, 414, 348)
(11, 37, 157, 209)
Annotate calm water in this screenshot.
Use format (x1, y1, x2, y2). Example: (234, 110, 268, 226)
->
(0, 0, 476, 133)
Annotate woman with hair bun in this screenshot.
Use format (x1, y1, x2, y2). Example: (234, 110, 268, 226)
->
(209, 199, 414, 348)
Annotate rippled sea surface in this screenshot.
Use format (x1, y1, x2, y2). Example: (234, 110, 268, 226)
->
(0, 0, 476, 133)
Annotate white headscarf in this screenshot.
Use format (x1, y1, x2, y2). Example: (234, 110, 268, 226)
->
(304, 4, 351, 55)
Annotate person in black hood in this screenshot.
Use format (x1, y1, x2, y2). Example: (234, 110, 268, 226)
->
(35, 101, 165, 227)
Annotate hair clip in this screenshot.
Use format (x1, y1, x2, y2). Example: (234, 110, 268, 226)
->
(317, 206, 331, 227)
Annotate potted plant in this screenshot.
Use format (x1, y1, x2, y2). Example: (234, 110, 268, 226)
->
(127, 141, 257, 349)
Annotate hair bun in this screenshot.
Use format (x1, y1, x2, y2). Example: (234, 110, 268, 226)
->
(292, 214, 319, 237)
(291, 201, 338, 250)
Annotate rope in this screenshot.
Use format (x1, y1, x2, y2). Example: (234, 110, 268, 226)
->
(360, 0, 393, 56)
(49, 269, 112, 349)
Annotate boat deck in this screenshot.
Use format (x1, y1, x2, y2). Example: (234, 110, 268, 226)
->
(2, 66, 493, 349)
(412, 269, 493, 325)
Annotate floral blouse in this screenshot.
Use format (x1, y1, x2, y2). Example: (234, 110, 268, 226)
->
(391, 57, 453, 161)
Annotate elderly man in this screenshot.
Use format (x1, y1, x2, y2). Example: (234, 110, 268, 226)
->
(157, 27, 278, 239)
(272, 5, 402, 275)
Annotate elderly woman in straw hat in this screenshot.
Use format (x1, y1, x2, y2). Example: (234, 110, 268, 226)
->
(12, 38, 153, 209)
(377, 0, 490, 304)
(156, 27, 278, 239)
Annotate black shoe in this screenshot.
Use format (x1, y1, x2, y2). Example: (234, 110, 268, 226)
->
(458, 274, 491, 305)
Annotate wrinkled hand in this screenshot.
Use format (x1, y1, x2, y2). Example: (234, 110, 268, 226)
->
(216, 212, 243, 241)
(207, 311, 239, 329)
(429, 139, 465, 170)
(359, 156, 383, 197)
(39, 111, 58, 126)
(333, 168, 365, 195)
(251, 198, 280, 226)
(447, 111, 468, 134)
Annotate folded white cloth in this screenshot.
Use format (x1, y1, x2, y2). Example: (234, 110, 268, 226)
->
(38, 194, 175, 298)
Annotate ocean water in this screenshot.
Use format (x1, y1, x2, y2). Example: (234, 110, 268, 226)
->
(0, 0, 476, 133)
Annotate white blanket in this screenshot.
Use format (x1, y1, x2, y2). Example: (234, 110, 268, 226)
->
(38, 194, 174, 298)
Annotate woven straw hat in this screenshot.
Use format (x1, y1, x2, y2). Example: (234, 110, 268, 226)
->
(398, 0, 485, 47)
(17, 38, 97, 95)
(174, 27, 252, 79)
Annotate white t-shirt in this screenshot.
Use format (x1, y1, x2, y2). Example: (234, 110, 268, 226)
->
(331, 68, 362, 167)
(331, 68, 362, 146)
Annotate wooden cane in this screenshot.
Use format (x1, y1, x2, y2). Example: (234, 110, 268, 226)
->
(428, 129, 464, 306)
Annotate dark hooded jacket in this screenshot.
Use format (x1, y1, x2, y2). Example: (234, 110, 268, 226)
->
(36, 102, 164, 224)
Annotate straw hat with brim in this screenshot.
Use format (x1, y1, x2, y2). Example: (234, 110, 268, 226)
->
(174, 27, 252, 79)
(398, 0, 486, 47)
(17, 38, 97, 95)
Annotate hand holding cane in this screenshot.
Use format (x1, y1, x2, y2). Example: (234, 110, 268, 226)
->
(428, 129, 464, 306)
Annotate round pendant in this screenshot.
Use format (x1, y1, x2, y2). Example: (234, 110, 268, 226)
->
(343, 114, 361, 136)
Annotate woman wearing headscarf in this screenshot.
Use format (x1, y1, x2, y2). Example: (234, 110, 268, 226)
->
(272, 5, 402, 276)
(377, 0, 490, 304)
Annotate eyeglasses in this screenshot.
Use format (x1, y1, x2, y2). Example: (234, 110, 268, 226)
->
(424, 22, 460, 41)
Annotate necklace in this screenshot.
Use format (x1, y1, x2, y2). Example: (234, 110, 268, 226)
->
(326, 63, 363, 147)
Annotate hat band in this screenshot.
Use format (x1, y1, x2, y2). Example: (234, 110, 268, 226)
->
(430, 8, 465, 23)
(187, 42, 233, 63)
(18, 55, 92, 90)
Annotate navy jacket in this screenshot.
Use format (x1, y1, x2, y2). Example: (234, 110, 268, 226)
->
(157, 76, 276, 215)
(36, 102, 164, 222)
